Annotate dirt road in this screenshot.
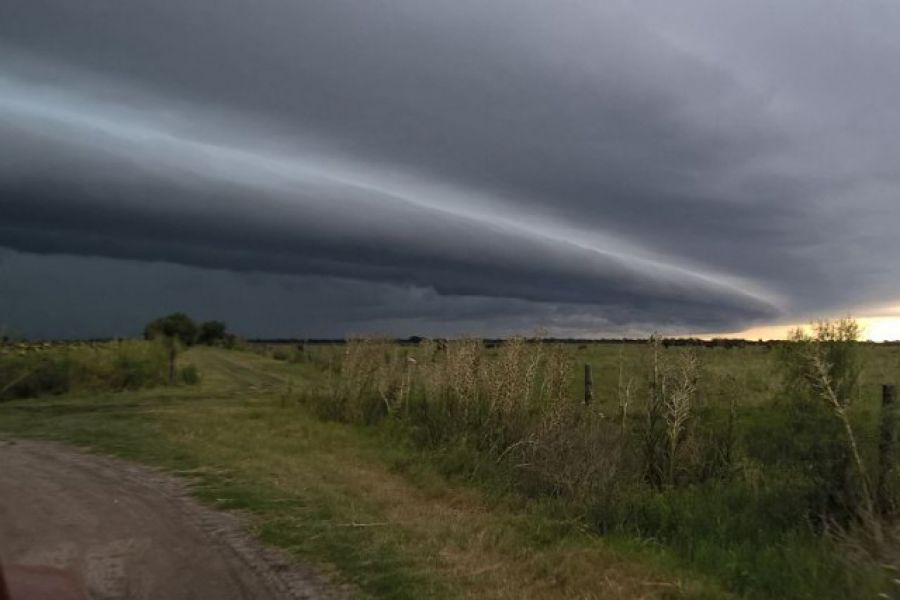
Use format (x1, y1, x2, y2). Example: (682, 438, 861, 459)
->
(0, 439, 341, 600)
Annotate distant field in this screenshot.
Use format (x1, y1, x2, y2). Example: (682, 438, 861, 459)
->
(246, 335, 888, 401)
(3, 336, 900, 599)
(253, 337, 900, 405)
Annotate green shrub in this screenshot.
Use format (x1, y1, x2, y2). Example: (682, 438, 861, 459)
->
(0, 340, 171, 400)
(0, 352, 74, 399)
(106, 341, 169, 390)
(180, 364, 201, 385)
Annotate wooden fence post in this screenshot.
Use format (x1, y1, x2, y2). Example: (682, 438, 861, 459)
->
(168, 347, 177, 386)
(878, 384, 897, 514)
(584, 364, 593, 404)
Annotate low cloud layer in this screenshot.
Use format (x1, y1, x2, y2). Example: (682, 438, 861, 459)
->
(2, 1, 900, 337)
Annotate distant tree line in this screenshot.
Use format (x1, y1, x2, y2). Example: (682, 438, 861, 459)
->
(243, 336, 800, 349)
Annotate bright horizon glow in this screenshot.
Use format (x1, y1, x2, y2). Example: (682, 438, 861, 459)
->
(698, 316, 900, 342)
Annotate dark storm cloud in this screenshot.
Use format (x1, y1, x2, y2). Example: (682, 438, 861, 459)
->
(0, 149, 772, 322)
(0, 250, 747, 341)
(2, 0, 899, 337)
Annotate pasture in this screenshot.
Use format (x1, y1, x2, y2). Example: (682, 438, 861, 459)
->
(3, 332, 900, 598)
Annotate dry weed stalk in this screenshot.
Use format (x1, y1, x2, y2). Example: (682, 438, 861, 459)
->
(540, 345, 572, 409)
(337, 337, 406, 421)
(489, 337, 526, 416)
(641, 335, 701, 488)
(642, 335, 667, 487)
(665, 350, 699, 486)
(522, 335, 545, 408)
(790, 317, 872, 513)
(807, 343, 874, 514)
(447, 338, 479, 402)
(416, 339, 443, 403)
(616, 347, 634, 434)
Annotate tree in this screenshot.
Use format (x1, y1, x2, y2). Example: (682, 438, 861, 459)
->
(197, 320, 228, 345)
(143, 313, 198, 346)
(143, 313, 199, 385)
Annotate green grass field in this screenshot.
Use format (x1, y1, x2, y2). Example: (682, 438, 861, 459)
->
(3, 340, 900, 598)
(0, 346, 725, 599)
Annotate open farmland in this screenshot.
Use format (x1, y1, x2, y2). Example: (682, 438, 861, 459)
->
(3, 332, 900, 599)
(8, 3, 900, 598)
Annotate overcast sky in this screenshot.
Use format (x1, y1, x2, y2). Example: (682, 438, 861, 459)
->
(2, 1, 900, 339)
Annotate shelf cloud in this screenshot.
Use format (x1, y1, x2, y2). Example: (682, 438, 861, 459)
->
(2, 1, 899, 337)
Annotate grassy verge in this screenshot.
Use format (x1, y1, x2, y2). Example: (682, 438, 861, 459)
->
(0, 347, 721, 599)
(285, 336, 900, 599)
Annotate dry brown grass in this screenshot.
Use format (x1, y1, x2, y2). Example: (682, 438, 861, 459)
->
(322, 337, 634, 501)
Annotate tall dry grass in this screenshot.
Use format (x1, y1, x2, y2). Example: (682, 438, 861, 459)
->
(307, 332, 735, 507)
(296, 321, 900, 598)
(306, 336, 628, 499)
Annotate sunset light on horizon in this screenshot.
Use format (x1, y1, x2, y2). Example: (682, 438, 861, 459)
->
(705, 314, 900, 342)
